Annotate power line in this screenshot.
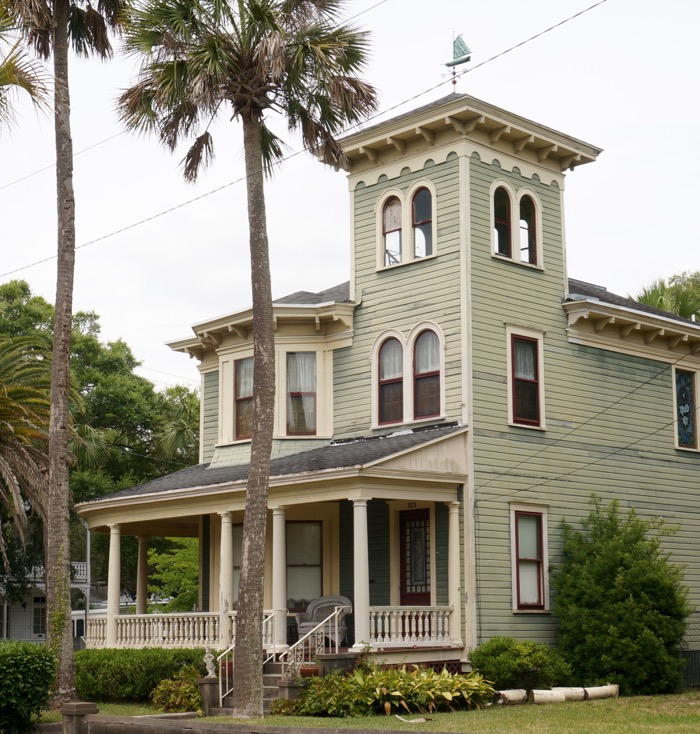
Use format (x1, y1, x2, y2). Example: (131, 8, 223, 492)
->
(0, 0, 608, 280)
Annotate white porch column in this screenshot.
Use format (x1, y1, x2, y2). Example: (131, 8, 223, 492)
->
(219, 511, 234, 647)
(271, 507, 288, 651)
(447, 501, 463, 644)
(352, 499, 371, 649)
(106, 523, 121, 647)
(136, 536, 149, 615)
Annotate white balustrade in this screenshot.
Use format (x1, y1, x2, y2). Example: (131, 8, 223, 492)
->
(368, 606, 454, 647)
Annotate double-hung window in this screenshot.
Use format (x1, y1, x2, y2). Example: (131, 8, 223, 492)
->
(234, 357, 253, 440)
(511, 335, 541, 426)
(412, 188, 433, 258)
(286, 521, 322, 611)
(510, 506, 548, 611)
(675, 368, 698, 449)
(414, 330, 440, 419)
(287, 352, 316, 435)
(379, 338, 404, 424)
(383, 197, 402, 266)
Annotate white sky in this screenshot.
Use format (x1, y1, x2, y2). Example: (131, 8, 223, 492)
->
(1, 0, 698, 390)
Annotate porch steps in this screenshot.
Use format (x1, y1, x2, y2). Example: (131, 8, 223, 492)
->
(213, 661, 283, 715)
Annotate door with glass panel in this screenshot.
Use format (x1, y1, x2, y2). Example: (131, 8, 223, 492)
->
(399, 509, 431, 606)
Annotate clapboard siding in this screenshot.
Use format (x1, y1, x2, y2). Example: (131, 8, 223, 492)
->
(201, 369, 219, 464)
(468, 155, 700, 645)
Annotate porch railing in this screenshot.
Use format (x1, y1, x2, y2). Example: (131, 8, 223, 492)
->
(368, 606, 453, 647)
(86, 612, 221, 648)
(218, 611, 278, 706)
(280, 605, 350, 681)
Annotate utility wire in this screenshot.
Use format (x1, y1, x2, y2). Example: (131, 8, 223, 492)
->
(0, 0, 608, 279)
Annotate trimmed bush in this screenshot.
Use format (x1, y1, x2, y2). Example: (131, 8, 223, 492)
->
(151, 664, 202, 714)
(551, 497, 691, 695)
(0, 641, 56, 734)
(469, 637, 571, 691)
(75, 647, 206, 702)
(281, 664, 496, 717)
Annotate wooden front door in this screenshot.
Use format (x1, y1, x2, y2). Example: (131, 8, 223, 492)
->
(399, 509, 431, 606)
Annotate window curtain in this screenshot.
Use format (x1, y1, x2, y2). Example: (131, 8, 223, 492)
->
(287, 352, 316, 392)
(236, 358, 253, 397)
(415, 331, 439, 373)
(380, 339, 403, 379)
(514, 339, 536, 379)
(287, 353, 316, 435)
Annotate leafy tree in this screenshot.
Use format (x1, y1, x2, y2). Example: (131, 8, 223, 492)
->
(8, 0, 126, 700)
(148, 537, 199, 612)
(0, 0, 48, 130)
(551, 496, 691, 694)
(119, 0, 377, 715)
(635, 272, 700, 321)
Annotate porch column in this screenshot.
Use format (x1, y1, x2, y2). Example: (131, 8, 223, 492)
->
(447, 502, 463, 644)
(352, 499, 371, 649)
(136, 536, 149, 615)
(219, 511, 234, 647)
(271, 507, 288, 651)
(106, 524, 121, 647)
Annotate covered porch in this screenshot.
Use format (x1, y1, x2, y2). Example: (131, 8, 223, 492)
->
(77, 425, 470, 662)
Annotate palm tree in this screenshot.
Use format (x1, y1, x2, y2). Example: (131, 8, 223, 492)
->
(635, 278, 700, 321)
(0, 1, 48, 127)
(119, 0, 377, 715)
(0, 337, 50, 570)
(7, 0, 125, 702)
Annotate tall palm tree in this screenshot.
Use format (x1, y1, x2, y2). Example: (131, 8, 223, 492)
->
(8, 0, 125, 702)
(0, 337, 50, 570)
(0, 2, 48, 127)
(119, 0, 376, 715)
(635, 278, 700, 321)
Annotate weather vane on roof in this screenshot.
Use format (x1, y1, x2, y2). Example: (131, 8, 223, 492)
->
(445, 35, 471, 87)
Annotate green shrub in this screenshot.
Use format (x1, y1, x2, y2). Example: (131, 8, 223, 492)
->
(551, 496, 691, 695)
(0, 641, 56, 734)
(151, 664, 202, 714)
(282, 664, 496, 717)
(75, 647, 206, 702)
(469, 637, 571, 691)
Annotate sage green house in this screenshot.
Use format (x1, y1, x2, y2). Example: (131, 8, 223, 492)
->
(77, 93, 700, 674)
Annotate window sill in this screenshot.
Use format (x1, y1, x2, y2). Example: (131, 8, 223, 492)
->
(512, 608, 551, 614)
(492, 254, 544, 271)
(675, 445, 700, 453)
(372, 415, 448, 431)
(378, 253, 438, 271)
(509, 421, 546, 431)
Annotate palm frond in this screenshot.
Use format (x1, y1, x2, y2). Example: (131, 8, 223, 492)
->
(182, 129, 213, 181)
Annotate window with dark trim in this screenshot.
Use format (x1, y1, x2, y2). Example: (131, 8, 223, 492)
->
(413, 330, 440, 419)
(286, 521, 322, 611)
(512, 336, 540, 425)
(234, 357, 253, 439)
(383, 197, 402, 266)
(514, 511, 544, 609)
(412, 188, 433, 258)
(494, 187, 512, 257)
(379, 338, 403, 424)
(676, 369, 697, 449)
(519, 195, 537, 265)
(286, 352, 316, 435)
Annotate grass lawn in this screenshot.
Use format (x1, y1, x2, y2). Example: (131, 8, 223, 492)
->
(203, 691, 700, 733)
(38, 702, 160, 723)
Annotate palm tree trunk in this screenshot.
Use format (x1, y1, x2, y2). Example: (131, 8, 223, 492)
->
(47, 0, 76, 703)
(231, 111, 276, 717)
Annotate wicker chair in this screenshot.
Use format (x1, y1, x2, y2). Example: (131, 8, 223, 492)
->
(295, 595, 352, 645)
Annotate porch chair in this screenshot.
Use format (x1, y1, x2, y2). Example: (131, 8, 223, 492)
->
(295, 595, 352, 645)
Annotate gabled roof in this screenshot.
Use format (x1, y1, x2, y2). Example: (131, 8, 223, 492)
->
(78, 423, 463, 505)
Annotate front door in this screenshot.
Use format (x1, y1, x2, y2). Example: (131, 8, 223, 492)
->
(399, 509, 431, 606)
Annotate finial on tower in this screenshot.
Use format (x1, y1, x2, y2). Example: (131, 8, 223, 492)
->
(445, 35, 471, 87)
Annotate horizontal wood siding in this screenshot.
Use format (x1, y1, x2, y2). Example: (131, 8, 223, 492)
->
(468, 154, 700, 645)
(334, 155, 464, 436)
(201, 369, 219, 464)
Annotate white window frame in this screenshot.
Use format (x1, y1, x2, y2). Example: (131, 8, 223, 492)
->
(672, 366, 699, 451)
(490, 181, 543, 268)
(376, 181, 438, 270)
(506, 324, 546, 430)
(371, 323, 445, 428)
(32, 595, 46, 639)
(510, 504, 549, 612)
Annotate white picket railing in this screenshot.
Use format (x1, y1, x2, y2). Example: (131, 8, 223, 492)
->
(368, 606, 453, 646)
(279, 605, 350, 681)
(28, 562, 88, 582)
(87, 612, 221, 648)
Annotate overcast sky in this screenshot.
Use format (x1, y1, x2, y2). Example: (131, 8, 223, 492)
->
(1, 0, 697, 390)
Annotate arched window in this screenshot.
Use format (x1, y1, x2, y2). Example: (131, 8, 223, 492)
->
(519, 195, 537, 265)
(382, 197, 402, 266)
(379, 338, 403, 423)
(412, 188, 433, 258)
(413, 330, 440, 419)
(494, 187, 512, 257)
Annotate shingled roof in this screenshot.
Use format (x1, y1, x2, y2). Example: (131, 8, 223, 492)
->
(273, 282, 351, 305)
(82, 423, 462, 504)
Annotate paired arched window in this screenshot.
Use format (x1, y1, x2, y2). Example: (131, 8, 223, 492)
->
(381, 187, 435, 267)
(493, 186, 539, 265)
(377, 328, 442, 425)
